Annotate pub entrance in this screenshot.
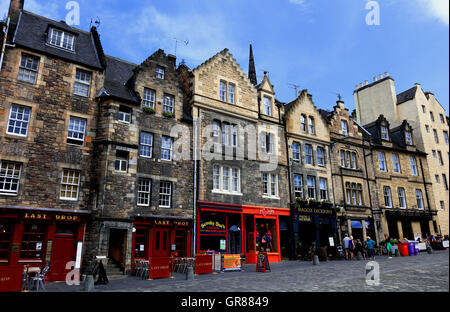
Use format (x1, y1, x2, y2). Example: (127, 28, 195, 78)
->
(108, 228, 127, 272)
(152, 227, 170, 258)
(48, 224, 76, 281)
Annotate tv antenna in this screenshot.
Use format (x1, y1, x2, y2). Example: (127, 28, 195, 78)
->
(288, 83, 301, 97)
(90, 16, 101, 29)
(168, 37, 189, 57)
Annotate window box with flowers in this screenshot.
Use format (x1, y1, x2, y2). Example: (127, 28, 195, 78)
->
(295, 198, 309, 208)
(143, 107, 156, 114)
(321, 200, 333, 209)
(163, 111, 175, 118)
(308, 199, 322, 208)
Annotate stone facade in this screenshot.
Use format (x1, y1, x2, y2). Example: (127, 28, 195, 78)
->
(326, 101, 380, 243)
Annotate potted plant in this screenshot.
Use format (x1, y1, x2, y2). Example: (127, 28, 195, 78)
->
(321, 200, 333, 209)
(296, 197, 309, 208)
(163, 111, 175, 118)
(308, 199, 321, 208)
(143, 106, 156, 114)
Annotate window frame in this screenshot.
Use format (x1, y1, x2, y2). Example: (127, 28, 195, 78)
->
(18, 53, 39, 84)
(383, 186, 392, 208)
(305, 144, 313, 165)
(293, 174, 303, 199)
(378, 152, 387, 172)
(161, 136, 173, 161)
(416, 189, 424, 210)
(48, 27, 75, 51)
(392, 153, 401, 173)
(0, 161, 22, 195)
(317, 147, 325, 167)
(398, 187, 407, 209)
(159, 181, 172, 208)
(118, 106, 131, 124)
(381, 126, 389, 141)
(319, 177, 328, 200)
(73, 69, 91, 97)
(139, 132, 153, 158)
(292, 142, 300, 161)
(59, 169, 81, 201)
(142, 88, 156, 109)
(156, 66, 165, 79)
(137, 178, 151, 207)
(67, 116, 87, 146)
(306, 175, 316, 199)
(163, 94, 175, 114)
(308, 116, 315, 134)
(6, 104, 31, 137)
(341, 120, 348, 136)
(263, 96, 272, 116)
(409, 156, 418, 176)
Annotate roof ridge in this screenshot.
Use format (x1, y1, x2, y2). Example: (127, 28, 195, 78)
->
(105, 54, 138, 66)
(22, 10, 91, 35)
(192, 48, 228, 72)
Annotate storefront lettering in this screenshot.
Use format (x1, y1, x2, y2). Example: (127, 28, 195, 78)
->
(55, 215, 79, 221)
(174, 221, 189, 227)
(200, 220, 225, 233)
(259, 208, 275, 216)
(154, 220, 171, 226)
(24, 213, 49, 220)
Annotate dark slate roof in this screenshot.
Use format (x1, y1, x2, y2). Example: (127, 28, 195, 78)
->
(98, 55, 138, 103)
(396, 86, 417, 105)
(318, 109, 332, 122)
(13, 11, 103, 69)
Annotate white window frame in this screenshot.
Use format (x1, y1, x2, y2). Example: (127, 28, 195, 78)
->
(416, 189, 424, 210)
(292, 142, 300, 161)
(213, 165, 221, 191)
(405, 131, 413, 145)
(308, 117, 315, 134)
(220, 81, 227, 102)
(73, 69, 91, 97)
(319, 178, 328, 200)
(211, 165, 241, 194)
(398, 187, 406, 209)
(159, 181, 172, 208)
(18, 54, 39, 84)
(263, 96, 272, 116)
(305, 144, 313, 165)
(156, 66, 165, 79)
(143, 88, 156, 109)
(118, 107, 131, 124)
(115, 152, 128, 172)
(307, 176, 316, 199)
(392, 153, 401, 173)
(301, 115, 307, 133)
(163, 94, 174, 114)
(139, 132, 153, 158)
(383, 186, 392, 208)
(262, 173, 278, 198)
(0, 161, 22, 195)
(294, 174, 303, 199)
(59, 169, 80, 201)
(409, 156, 418, 176)
(7, 105, 31, 137)
(378, 152, 387, 172)
(228, 83, 235, 104)
(48, 27, 75, 50)
(67, 116, 86, 146)
(317, 147, 325, 167)
(381, 126, 389, 140)
(341, 120, 348, 136)
(137, 178, 151, 207)
(161, 136, 173, 161)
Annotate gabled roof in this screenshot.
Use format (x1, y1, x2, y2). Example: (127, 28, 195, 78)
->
(13, 11, 103, 69)
(318, 109, 332, 123)
(257, 74, 275, 94)
(396, 86, 417, 105)
(98, 55, 138, 103)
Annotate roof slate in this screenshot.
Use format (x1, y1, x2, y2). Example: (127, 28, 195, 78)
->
(13, 11, 103, 69)
(396, 86, 417, 105)
(100, 55, 138, 103)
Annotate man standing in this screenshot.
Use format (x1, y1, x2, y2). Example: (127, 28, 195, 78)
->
(343, 234, 351, 260)
(366, 236, 376, 260)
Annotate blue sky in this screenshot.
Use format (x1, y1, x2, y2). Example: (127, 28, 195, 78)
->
(1, 0, 448, 114)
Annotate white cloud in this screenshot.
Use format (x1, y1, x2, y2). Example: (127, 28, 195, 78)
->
(289, 0, 306, 5)
(416, 0, 449, 25)
(24, 0, 59, 20)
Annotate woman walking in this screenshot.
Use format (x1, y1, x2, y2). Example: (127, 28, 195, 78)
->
(385, 236, 393, 259)
(348, 236, 355, 260)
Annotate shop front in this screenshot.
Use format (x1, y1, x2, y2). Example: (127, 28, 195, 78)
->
(383, 209, 436, 240)
(196, 201, 290, 264)
(291, 202, 338, 255)
(0, 206, 88, 291)
(131, 214, 192, 273)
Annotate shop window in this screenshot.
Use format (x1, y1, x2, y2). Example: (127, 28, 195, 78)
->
(175, 230, 187, 257)
(256, 219, 277, 253)
(20, 223, 46, 259)
(55, 224, 75, 234)
(134, 228, 147, 259)
(0, 222, 12, 260)
(200, 215, 226, 252)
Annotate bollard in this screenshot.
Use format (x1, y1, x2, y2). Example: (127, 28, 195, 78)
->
(82, 275, 95, 292)
(186, 266, 194, 280)
(312, 255, 319, 265)
(427, 247, 432, 254)
(357, 251, 362, 260)
(394, 249, 400, 257)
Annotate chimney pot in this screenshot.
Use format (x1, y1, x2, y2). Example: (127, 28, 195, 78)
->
(364, 80, 368, 86)
(373, 77, 377, 82)
(384, 72, 389, 77)
(359, 83, 363, 88)
(379, 74, 383, 79)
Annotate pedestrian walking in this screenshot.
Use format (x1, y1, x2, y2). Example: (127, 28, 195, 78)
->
(365, 236, 376, 260)
(343, 234, 351, 260)
(348, 236, 355, 260)
(385, 236, 393, 259)
(355, 239, 366, 260)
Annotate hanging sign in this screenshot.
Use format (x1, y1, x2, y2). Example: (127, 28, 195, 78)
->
(256, 252, 271, 273)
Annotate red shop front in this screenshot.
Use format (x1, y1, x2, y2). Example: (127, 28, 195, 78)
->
(196, 201, 290, 264)
(131, 215, 192, 274)
(0, 206, 88, 291)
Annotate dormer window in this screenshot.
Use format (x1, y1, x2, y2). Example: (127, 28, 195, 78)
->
(381, 126, 389, 141)
(263, 96, 272, 116)
(405, 131, 413, 145)
(48, 28, 74, 50)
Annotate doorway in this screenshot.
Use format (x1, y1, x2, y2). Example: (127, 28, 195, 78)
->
(401, 219, 413, 240)
(49, 224, 76, 281)
(152, 228, 170, 258)
(420, 219, 430, 238)
(108, 228, 127, 271)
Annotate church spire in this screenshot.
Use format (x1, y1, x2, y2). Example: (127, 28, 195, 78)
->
(248, 44, 257, 86)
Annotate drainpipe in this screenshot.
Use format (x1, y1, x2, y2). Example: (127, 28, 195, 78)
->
(192, 106, 200, 257)
(282, 117, 295, 259)
(0, 18, 10, 73)
(419, 157, 433, 231)
(362, 136, 377, 243)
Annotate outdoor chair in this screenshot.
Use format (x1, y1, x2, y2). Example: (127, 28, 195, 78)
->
(29, 266, 49, 291)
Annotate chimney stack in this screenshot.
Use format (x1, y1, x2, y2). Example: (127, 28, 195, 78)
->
(167, 54, 176, 68)
(8, 0, 24, 19)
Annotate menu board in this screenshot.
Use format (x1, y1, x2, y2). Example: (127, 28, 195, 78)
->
(223, 254, 241, 271)
(256, 252, 271, 272)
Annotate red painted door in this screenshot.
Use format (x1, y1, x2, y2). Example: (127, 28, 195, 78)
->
(152, 228, 170, 258)
(48, 235, 75, 281)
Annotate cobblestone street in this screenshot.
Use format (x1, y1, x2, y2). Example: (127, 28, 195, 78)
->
(46, 250, 449, 292)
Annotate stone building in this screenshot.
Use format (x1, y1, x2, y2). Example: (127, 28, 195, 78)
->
(320, 100, 381, 244)
(0, 0, 105, 284)
(354, 73, 447, 236)
(363, 115, 438, 240)
(283, 89, 336, 258)
(187, 48, 290, 264)
(83, 50, 194, 274)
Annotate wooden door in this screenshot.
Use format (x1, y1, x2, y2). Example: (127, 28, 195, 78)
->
(152, 228, 170, 258)
(49, 235, 75, 281)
